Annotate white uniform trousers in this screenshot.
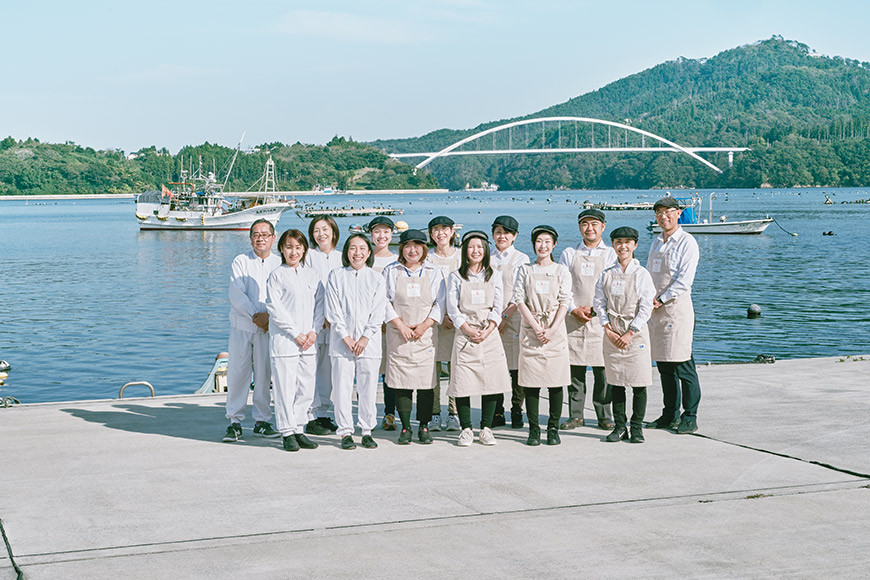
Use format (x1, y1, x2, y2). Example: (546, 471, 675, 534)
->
(272, 354, 317, 436)
(330, 356, 380, 437)
(226, 327, 272, 423)
(310, 334, 334, 418)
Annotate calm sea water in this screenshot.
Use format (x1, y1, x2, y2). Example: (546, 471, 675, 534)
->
(1, 188, 868, 403)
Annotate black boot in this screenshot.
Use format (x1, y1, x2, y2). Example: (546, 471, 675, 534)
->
(527, 425, 541, 446)
(547, 427, 561, 445)
(511, 410, 524, 429)
(629, 427, 645, 443)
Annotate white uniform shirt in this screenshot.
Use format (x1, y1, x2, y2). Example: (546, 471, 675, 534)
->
(265, 264, 325, 357)
(229, 250, 282, 333)
(373, 253, 398, 273)
(446, 269, 504, 329)
(558, 240, 618, 310)
(491, 245, 529, 310)
(592, 259, 656, 331)
(325, 266, 386, 359)
(511, 262, 573, 309)
(647, 227, 700, 303)
(306, 246, 343, 282)
(382, 262, 446, 324)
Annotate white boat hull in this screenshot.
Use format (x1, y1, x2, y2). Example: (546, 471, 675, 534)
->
(647, 218, 774, 235)
(136, 202, 291, 231)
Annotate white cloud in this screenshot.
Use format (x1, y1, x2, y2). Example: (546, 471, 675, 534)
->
(273, 9, 431, 44)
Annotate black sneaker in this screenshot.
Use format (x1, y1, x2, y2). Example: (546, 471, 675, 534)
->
(547, 428, 561, 446)
(282, 435, 300, 452)
(398, 428, 412, 445)
(511, 411, 524, 429)
(606, 426, 629, 442)
(253, 421, 281, 438)
(675, 421, 698, 435)
(318, 417, 339, 433)
(295, 433, 319, 449)
(491, 413, 507, 428)
(341, 435, 357, 450)
(361, 435, 378, 449)
(645, 416, 679, 430)
(222, 423, 243, 442)
(418, 426, 433, 444)
(527, 427, 541, 446)
(305, 419, 331, 436)
(629, 427, 645, 443)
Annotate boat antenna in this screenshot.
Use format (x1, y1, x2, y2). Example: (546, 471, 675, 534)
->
(222, 131, 246, 191)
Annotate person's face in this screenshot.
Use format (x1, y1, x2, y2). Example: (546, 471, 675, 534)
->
(612, 238, 637, 261)
(534, 233, 556, 259)
(370, 225, 393, 250)
(430, 224, 454, 247)
(402, 242, 424, 266)
(312, 220, 335, 251)
(466, 238, 485, 266)
(281, 237, 305, 268)
(250, 223, 275, 254)
(492, 225, 516, 252)
(347, 237, 371, 270)
(655, 207, 682, 234)
(579, 218, 605, 245)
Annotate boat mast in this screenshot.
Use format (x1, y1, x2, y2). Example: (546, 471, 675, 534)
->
(222, 131, 246, 191)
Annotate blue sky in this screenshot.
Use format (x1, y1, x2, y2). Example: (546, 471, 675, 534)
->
(2, 0, 868, 153)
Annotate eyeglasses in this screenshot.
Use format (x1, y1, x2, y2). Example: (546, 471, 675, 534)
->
(655, 209, 680, 217)
(250, 233, 274, 239)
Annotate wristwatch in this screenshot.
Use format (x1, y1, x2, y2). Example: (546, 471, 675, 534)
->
(628, 325, 639, 333)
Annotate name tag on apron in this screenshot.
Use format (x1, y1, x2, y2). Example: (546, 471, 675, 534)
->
(534, 280, 550, 295)
(406, 283, 421, 297)
(580, 262, 595, 277)
(651, 258, 662, 273)
(471, 289, 486, 305)
(612, 280, 626, 296)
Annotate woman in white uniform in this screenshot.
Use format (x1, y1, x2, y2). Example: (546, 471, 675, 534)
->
(593, 226, 655, 444)
(446, 231, 511, 447)
(305, 215, 342, 436)
(265, 229, 324, 452)
(325, 233, 386, 450)
(368, 216, 400, 431)
(427, 216, 462, 432)
(383, 229, 445, 444)
(514, 225, 572, 446)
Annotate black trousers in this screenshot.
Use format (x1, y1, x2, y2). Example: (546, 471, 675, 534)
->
(395, 389, 435, 430)
(457, 395, 498, 430)
(611, 386, 647, 429)
(567, 365, 612, 422)
(524, 387, 564, 431)
(494, 369, 524, 416)
(655, 358, 701, 424)
(383, 380, 396, 416)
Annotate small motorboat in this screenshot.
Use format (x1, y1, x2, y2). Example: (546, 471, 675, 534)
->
(646, 192, 773, 235)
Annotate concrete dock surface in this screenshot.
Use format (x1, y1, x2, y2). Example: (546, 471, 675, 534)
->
(1, 355, 868, 579)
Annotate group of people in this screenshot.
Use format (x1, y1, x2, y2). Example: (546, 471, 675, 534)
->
(222, 196, 702, 451)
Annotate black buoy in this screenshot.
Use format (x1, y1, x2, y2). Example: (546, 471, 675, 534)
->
(747, 304, 762, 319)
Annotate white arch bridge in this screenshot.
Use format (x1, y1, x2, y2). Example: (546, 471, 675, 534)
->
(388, 117, 748, 174)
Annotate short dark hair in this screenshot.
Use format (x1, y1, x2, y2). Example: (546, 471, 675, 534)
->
(308, 215, 340, 249)
(398, 240, 428, 266)
(341, 233, 374, 268)
(277, 229, 309, 266)
(249, 219, 274, 236)
(459, 234, 493, 282)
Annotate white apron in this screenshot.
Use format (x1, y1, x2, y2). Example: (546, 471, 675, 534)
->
(430, 250, 461, 361)
(518, 267, 571, 388)
(385, 271, 439, 390)
(447, 277, 511, 397)
(565, 252, 606, 367)
(496, 260, 522, 370)
(601, 267, 652, 387)
(648, 249, 695, 362)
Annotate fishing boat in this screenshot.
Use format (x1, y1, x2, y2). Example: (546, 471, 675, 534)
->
(297, 205, 404, 219)
(646, 192, 773, 235)
(463, 181, 499, 192)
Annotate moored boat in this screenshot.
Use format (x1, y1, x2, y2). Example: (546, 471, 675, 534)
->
(646, 192, 773, 235)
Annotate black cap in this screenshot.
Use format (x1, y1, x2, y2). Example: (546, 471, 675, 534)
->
(578, 209, 606, 223)
(531, 225, 558, 243)
(653, 197, 681, 211)
(609, 226, 639, 241)
(398, 229, 428, 245)
(367, 216, 395, 231)
(491, 215, 519, 233)
(461, 230, 489, 245)
(428, 216, 454, 229)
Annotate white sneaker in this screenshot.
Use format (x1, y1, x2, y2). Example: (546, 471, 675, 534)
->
(457, 428, 474, 447)
(445, 414, 461, 431)
(429, 414, 442, 432)
(479, 426, 497, 446)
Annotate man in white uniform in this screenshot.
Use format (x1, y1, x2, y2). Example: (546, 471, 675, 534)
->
(645, 197, 702, 434)
(222, 219, 282, 442)
(559, 209, 618, 431)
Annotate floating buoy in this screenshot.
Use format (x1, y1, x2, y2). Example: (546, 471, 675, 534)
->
(0, 360, 9, 372)
(822, 231, 835, 236)
(747, 304, 762, 319)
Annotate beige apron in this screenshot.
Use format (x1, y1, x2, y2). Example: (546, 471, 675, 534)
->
(374, 260, 390, 375)
(447, 277, 510, 397)
(648, 249, 695, 362)
(496, 260, 522, 370)
(430, 250, 461, 361)
(385, 270, 438, 390)
(565, 251, 606, 366)
(518, 266, 571, 388)
(601, 267, 652, 387)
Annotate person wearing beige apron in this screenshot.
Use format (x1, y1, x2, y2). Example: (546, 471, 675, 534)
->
(428, 216, 462, 431)
(593, 227, 655, 444)
(559, 209, 618, 431)
(368, 216, 399, 431)
(644, 197, 702, 435)
(383, 229, 446, 445)
(446, 231, 511, 447)
(514, 225, 572, 446)
(490, 215, 530, 429)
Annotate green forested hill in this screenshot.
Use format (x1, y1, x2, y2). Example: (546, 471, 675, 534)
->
(0, 136, 438, 196)
(371, 37, 870, 189)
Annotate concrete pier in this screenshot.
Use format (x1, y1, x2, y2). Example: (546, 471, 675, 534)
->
(1, 356, 868, 579)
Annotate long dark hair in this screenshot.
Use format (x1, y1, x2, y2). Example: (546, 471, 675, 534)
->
(277, 229, 309, 266)
(459, 235, 492, 282)
(341, 233, 374, 268)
